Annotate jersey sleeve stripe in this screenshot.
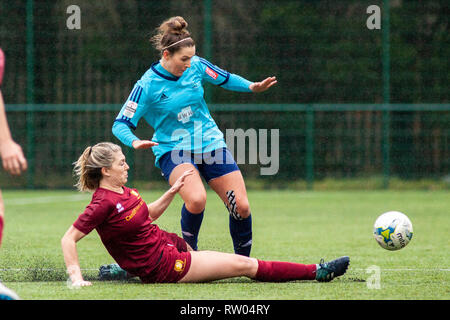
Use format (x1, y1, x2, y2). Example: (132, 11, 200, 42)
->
(135, 86, 143, 103)
(199, 58, 228, 78)
(130, 86, 143, 103)
(217, 73, 230, 86)
(114, 118, 137, 130)
(201, 60, 228, 77)
(129, 86, 138, 102)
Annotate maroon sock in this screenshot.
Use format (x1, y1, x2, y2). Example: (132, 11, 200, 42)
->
(0, 215, 3, 247)
(255, 260, 317, 282)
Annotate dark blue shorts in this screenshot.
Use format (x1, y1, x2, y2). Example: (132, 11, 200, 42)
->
(159, 148, 239, 183)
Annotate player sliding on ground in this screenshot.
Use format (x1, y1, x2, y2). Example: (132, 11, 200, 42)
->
(61, 142, 349, 286)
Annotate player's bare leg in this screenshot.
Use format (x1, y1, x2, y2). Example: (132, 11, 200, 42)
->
(169, 163, 206, 250)
(178, 250, 258, 283)
(169, 163, 206, 213)
(180, 251, 349, 283)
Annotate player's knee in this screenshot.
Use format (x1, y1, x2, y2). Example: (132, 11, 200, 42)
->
(185, 193, 207, 213)
(225, 190, 251, 219)
(236, 199, 251, 219)
(234, 255, 258, 276)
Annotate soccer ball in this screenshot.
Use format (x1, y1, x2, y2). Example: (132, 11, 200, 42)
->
(373, 211, 413, 251)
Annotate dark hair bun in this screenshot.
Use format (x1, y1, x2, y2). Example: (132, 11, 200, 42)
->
(161, 16, 189, 36)
(167, 17, 188, 35)
(151, 16, 194, 52)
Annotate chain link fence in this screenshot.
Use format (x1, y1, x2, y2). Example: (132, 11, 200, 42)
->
(1, 1, 448, 189)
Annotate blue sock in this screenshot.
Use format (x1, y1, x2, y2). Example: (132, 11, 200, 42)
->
(229, 214, 252, 257)
(180, 204, 204, 251)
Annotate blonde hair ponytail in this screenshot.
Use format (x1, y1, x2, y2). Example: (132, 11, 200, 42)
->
(73, 142, 122, 192)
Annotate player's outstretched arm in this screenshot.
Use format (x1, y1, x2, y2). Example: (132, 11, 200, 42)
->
(131, 139, 159, 150)
(111, 121, 158, 150)
(249, 76, 277, 93)
(61, 226, 92, 287)
(147, 169, 194, 221)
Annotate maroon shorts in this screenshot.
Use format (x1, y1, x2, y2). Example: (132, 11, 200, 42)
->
(140, 231, 191, 284)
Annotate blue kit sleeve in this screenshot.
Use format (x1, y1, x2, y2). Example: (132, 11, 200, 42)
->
(113, 83, 151, 148)
(112, 121, 139, 148)
(197, 57, 253, 92)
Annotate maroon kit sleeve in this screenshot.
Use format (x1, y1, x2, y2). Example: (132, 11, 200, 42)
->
(73, 194, 112, 235)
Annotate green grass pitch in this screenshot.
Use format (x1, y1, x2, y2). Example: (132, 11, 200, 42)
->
(0, 189, 448, 300)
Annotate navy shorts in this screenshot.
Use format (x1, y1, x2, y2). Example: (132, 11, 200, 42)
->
(159, 148, 240, 183)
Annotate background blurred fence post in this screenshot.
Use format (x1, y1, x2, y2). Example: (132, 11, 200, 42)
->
(26, 0, 35, 189)
(382, 0, 391, 189)
(203, 0, 212, 103)
(306, 105, 314, 190)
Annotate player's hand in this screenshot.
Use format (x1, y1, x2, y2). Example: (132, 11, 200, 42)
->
(0, 140, 27, 175)
(132, 140, 159, 149)
(170, 169, 195, 194)
(249, 76, 277, 93)
(71, 279, 92, 287)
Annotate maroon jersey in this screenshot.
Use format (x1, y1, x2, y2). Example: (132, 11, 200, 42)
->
(73, 186, 168, 278)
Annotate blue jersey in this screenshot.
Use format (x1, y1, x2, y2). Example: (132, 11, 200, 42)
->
(113, 56, 253, 168)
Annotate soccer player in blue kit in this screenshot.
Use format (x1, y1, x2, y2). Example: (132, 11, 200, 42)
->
(112, 16, 277, 257)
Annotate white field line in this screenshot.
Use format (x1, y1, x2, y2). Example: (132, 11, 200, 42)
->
(0, 268, 98, 271)
(353, 268, 450, 272)
(4, 194, 90, 205)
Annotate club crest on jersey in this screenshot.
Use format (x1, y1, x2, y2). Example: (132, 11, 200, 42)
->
(178, 106, 193, 124)
(174, 259, 186, 273)
(205, 67, 218, 80)
(123, 100, 138, 118)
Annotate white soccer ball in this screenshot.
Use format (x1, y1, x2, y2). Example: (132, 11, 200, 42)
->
(373, 211, 413, 251)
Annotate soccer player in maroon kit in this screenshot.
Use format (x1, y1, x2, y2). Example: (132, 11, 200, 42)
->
(0, 48, 28, 300)
(61, 142, 349, 286)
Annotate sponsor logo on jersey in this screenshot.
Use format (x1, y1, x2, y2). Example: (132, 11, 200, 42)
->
(125, 200, 144, 221)
(177, 106, 193, 124)
(205, 67, 218, 80)
(123, 100, 138, 118)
